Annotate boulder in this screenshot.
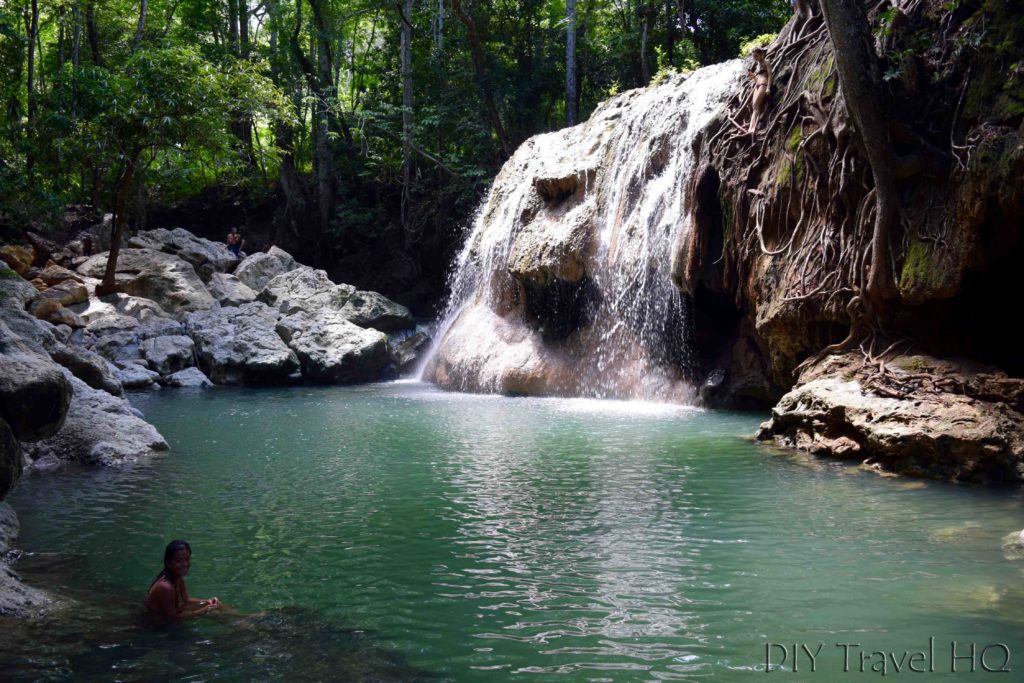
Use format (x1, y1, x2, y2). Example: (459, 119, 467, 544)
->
(258, 266, 355, 316)
(391, 331, 431, 373)
(28, 299, 84, 328)
(70, 291, 171, 325)
(0, 246, 34, 275)
(116, 364, 161, 389)
(37, 265, 83, 286)
(207, 272, 257, 307)
(233, 246, 297, 292)
(1, 419, 20, 501)
(0, 307, 58, 354)
(49, 343, 123, 396)
(128, 228, 239, 281)
(0, 271, 39, 311)
(22, 370, 168, 466)
(80, 313, 183, 364)
(757, 353, 1024, 483)
(0, 322, 72, 443)
(140, 335, 195, 375)
(185, 302, 300, 385)
(35, 279, 89, 307)
(276, 309, 391, 383)
(0, 503, 50, 616)
(0, 502, 17, 552)
(338, 290, 415, 332)
(162, 367, 213, 388)
(76, 248, 215, 316)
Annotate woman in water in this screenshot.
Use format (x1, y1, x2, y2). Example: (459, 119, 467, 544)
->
(145, 540, 221, 620)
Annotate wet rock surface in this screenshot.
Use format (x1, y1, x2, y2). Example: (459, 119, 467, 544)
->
(276, 310, 391, 383)
(757, 353, 1024, 483)
(186, 302, 300, 385)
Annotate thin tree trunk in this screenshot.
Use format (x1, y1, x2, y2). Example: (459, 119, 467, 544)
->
(818, 0, 898, 303)
(400, 0, 414, 229)
(26, 0, 38, 121)
(97, 151, 141, 296)
(133, 0, 147, 51)
(566, 0, 577, 126)
(639, 0, 652, 84)
(227, 0, 240, 56)
(86, 1, 102, 66)
(72, 5, 81, 66)
(449, 0, 510, 157)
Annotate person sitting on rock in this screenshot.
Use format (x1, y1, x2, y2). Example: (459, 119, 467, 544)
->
(226, 227, 245, 257)
(747, 47, 773, 135)
(145, 540, 221, 620)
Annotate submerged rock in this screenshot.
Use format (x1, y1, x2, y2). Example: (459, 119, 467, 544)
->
(275, 309, 391, 383)
(185, 302, 300, 385)
(22, 370, 168, 467)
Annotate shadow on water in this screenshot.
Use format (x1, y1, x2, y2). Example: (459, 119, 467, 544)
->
(0, 553, 439, 682)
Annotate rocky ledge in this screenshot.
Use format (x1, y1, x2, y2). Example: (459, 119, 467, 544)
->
(1, 222, 431, 614)
(757, 353, 1024, 484)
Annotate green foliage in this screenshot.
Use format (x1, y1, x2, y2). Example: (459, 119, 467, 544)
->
(739, 33, 778, 57)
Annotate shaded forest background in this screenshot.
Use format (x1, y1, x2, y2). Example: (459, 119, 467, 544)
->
(0, 0, 789, 311)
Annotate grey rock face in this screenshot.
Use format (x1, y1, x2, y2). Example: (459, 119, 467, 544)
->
(0, 274, 40, 311)
(258, 266, 355, 316)
(391, 331, 431, 372)
(207, 272, 257, 307)
(233, 246, 297, 292)
(22, 370, 168, 466)
(70, 291, 171, 325)
(162, 367, 213, 388)
(116, 364, 161, 389)
(0, 326, 71, 443)
(128, 227, 239, 281)
(76, 248, 216, 316)
(50, 343, 123, 396)
(37, 265, 83, 286)
(36, 280, 88, 307)
(140, 335, 195, 375)
(185, 302, 299, 385)
(81, 313, 183, 364)
(276, 309, 390, 383)
(338, 290, 414, 332)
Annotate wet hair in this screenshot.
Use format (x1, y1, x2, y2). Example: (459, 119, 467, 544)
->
(751, 47, 766, 58)
(150, 539, 192, 587)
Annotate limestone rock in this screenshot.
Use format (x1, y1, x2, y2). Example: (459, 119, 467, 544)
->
(757, 353, 1024, 483)
(0, 307, 58, 354)
(22, 370, 168, 466)
(234, 246, 297, 292)
(35, 279, 88, 307)
(28, 299, 84, 328)
(49, 343, 123, 396)
(70, 291, 171, 325)
(76, 248, 215, 316)
(37, 265, 83, 286)
(116, 364, 161, 389)
(391, 331, 431, 373)
(0, 322, 72, 443)
(140, 335, 195, 375)
(1, 420, 20, 501)
(338, 290, 414, 332)
(185, 302, 300, 385)
(258, 266, 355, 316)
(0, 501, 51, 615)
(207, 272, 257, 307)
(0, 246, 34, 275)
(128, 227, 239, 281)
(80, 313, 183, 364)
(0, 272, 39, 311)
(162, 367, 213, 388)
(275, 309, 391, 383)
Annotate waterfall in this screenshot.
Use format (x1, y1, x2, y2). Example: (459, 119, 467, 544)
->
(421, 60, 743, 402)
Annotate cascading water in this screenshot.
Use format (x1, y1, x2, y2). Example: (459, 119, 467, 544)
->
(421, 60, 743, 402)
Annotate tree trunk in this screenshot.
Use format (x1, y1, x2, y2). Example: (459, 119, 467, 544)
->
(97, 152, 141, 296)
(400, 0, 414, 229)
(665, 0, 673, 63)
(450, 0, 511, 157)
(26, 0, 38, 121)
(227, 0, 240, 56)
(133, 0, 147, 51)
(639, 0, 652, 85)
(818, 0, 898, 303)
(72, 5, 81, 67)
(86, 1, 102, 66)
(566, 0, 577, 126)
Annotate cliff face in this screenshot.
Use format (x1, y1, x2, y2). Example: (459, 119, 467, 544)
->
(424, 0, 1024, 480)
(681, 0, 1024, 405)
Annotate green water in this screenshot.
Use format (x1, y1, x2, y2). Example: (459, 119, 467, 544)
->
(3, 382, 1024, 681)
